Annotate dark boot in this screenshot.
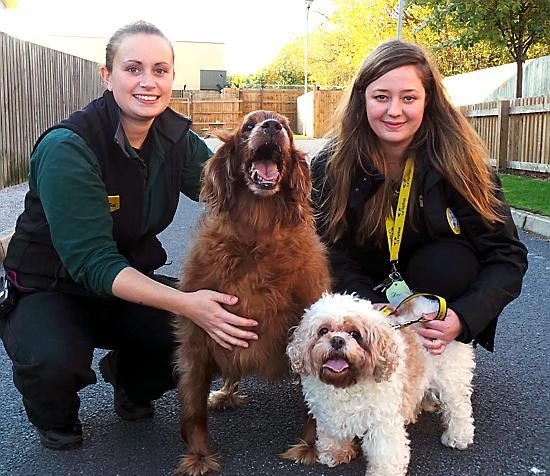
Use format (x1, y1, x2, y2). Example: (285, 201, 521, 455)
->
(37, 421, 83, 450)
(99, 351, 155, 421)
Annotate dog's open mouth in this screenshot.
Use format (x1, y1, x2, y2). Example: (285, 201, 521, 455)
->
(248, 144, 283, 190)
(322, 357, 350, 373)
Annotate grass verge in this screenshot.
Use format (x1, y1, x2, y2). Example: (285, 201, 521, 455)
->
(499, 173, 550, 217)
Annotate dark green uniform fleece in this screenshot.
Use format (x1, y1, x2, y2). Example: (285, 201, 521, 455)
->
(5, 94, 211, 296)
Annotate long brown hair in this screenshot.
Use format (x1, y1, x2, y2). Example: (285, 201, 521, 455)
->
(320, 39, 504, 245)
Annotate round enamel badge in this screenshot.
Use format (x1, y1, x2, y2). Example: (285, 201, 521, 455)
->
(446, 208, 461, 235)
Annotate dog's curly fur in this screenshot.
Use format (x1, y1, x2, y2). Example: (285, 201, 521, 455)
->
(173, 111, 331, 476)
(287, 293, 475, 476)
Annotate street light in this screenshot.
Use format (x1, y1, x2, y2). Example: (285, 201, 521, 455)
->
(397, 0, 405, 39)
(304, 0, 314, 95)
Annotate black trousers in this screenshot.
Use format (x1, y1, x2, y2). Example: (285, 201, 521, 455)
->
(0, 275, 177, 431)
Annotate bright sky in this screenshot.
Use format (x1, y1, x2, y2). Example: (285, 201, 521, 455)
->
(0, 0, 334, 74)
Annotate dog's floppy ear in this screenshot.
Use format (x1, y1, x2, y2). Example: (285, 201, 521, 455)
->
(286, 319, 316, 375)
(286, 326, 306, 374)
(371, 327, 399, 383)
(289, 149, 311, 194)
(199, 139, 236, 213)
(287, 148, 314, 225)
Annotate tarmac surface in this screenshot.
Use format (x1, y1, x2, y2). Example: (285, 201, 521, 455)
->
(0, 138, 548, 476)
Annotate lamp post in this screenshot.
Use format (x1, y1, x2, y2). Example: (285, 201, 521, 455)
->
(397, 0, 405, 39)
(304, 0, 313, 95)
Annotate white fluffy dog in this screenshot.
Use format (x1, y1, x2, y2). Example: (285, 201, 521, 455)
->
(286, 293, 475, 476)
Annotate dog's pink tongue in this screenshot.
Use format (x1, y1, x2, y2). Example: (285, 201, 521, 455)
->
(323, 359, 349, 373)
(255, 161, 279, 180)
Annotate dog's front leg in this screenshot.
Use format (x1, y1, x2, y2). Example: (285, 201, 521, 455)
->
(437, 344, 475, 450)
(315, 425, 358, 467)
(361, 415, 410, 476)
(175, 343, 220, 476)
(208, 377, 248, 410)
(281, 410, 319, 465)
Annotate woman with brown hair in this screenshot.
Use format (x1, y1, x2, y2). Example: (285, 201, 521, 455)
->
(312, 39, 527, 355)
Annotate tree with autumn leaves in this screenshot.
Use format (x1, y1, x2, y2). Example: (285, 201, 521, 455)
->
(230, 0, 550, 98)
(412, 0, 550, 97)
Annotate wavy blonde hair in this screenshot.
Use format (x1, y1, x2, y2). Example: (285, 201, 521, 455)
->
(320, 40, 504, 245)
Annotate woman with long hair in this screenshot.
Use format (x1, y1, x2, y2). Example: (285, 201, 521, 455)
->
(312, 39, 527, 355)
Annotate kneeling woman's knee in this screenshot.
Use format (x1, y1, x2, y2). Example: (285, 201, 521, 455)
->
(404, 241, 480, 300)
(16, 344, 95, 391)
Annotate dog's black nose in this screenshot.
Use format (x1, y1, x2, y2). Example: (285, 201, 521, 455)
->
(330, 336, 345, 350)
(261, 119, 282, 133)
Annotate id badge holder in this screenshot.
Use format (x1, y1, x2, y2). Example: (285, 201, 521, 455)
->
(385, 271, 412, 305)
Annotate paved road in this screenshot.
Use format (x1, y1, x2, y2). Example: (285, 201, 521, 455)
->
(0, 140, 548, 476)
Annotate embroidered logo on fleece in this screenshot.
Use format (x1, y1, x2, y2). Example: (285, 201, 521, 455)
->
(446, 208, 460, 235)
(108, 195, 120, 212)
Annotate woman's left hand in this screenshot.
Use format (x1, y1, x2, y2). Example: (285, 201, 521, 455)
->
(415, 307, 463, 355)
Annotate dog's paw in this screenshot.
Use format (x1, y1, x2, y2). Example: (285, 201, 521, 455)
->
(420, 392, 440, 413)
(207, 389, 248, 410)
(441, 428, 474, 450)
(174, 452, 221, 476)
(317, 441, 357, 468)
(280, 441, 317, 465)
(317, 450, 340, 468)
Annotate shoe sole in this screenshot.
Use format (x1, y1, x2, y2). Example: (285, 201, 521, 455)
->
(114, 403, 154, 421)
(39, 434, 83, 450)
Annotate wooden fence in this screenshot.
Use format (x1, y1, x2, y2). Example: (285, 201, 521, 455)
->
(0, 32, 105, 188)
(461, 96, 550, 173)
(169, 88, 303, 136)
(312, 89, 344, 138)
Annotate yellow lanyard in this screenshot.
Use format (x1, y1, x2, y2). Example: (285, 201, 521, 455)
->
(385, 158, 414, 264)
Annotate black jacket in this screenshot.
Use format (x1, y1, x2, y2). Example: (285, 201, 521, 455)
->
(311, 145, 528, 351)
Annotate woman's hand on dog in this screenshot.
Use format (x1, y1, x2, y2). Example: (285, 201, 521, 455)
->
(416, 308, 463, 355)
(111, 267, 258, 350)
(180, 290, 259, 350)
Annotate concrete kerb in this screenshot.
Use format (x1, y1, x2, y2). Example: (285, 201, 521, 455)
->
(511, 209, 550, 239)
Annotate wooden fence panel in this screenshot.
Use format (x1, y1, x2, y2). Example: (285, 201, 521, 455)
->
(240, 89, 302, 132)
(0, 32, 104, 188)
(168, 97, 191, 117)
(170, 89, 304, 136)
(313, 90, 344, 138)
(506, 96, 548, 171)
(189, 100, 242, 135)
(461, 96, 550, 173)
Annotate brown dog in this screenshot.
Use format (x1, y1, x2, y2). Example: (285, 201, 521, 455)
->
(173, 111, 331, 475)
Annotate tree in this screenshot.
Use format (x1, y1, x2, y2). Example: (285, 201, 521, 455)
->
(410, 0, 550, 97)
(402, 4, 510, 75)
(231, 0, 550, 91)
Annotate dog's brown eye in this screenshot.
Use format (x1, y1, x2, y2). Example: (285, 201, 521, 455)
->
(350, 330, 362, 342)
(318, 327, 329, 336)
